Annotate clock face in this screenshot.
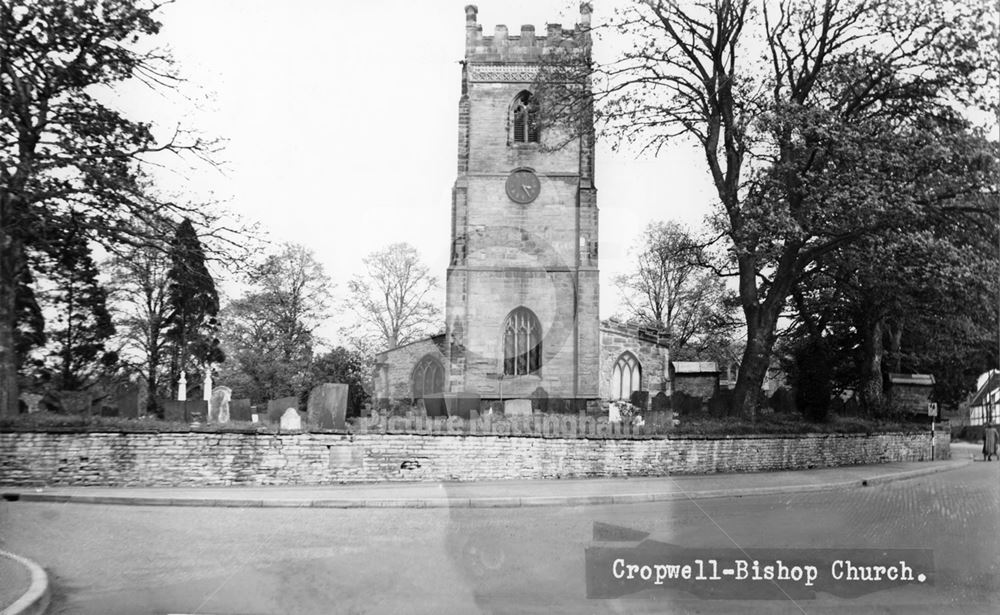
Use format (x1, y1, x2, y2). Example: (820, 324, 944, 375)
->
(505, 169, 540, 204)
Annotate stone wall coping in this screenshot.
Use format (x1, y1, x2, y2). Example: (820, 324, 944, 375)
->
(0, 428, 937, 441)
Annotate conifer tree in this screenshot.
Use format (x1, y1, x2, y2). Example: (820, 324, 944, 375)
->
(166, 219, 223, 397)
(32, 215, 116, 390)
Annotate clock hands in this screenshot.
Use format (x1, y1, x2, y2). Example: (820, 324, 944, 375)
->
(522, 184, 533, 195)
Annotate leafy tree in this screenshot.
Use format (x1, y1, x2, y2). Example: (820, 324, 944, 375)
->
(538, 0, 998, 416)
(166, 219, 222, 397)
(787, 214, 999, 413)
(614, 220, 736, 359)
(107, 234, 173, 415)
(29, 214, 116, 390)
(346, 243, 440, 351)
(218, 243, 332, 403)
(0, 0, 232, 415)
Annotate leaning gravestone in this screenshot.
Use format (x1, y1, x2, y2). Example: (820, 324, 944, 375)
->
(279, 407, 302, 430)
(209, 386, 232, 424)
(267, 397, 299, 424)
(307, 383, 348, 430)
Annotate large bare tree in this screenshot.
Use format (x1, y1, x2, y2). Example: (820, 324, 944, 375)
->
(346, 243, 440, 352)
(614, 220, 734, 358)
(106, 241, 172, 415)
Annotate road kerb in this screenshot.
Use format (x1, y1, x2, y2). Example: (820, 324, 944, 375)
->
(0, 550, 49, 615)
(0, 459, 970, 510)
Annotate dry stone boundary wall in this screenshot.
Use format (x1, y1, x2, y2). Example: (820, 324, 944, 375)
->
(0, 431, 948, 487)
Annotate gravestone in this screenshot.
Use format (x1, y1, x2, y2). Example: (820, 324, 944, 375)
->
(608, 402, 622, 423)
(187, 400, 208, 423)
(504, 399, 533, 417)
(267, 396, 299, 424)
(423, 393, 446, 417)
(163, 400, 185, 422)
(163, 400, 208, 422)
(229, 398, 252, 422)
(209, 386, 232, 424)
(19, 393, 42, 414)
(57, 391, 93, 415)
(279, 407, 302, 430)
(651, 391, 670, 413)
(443, 392, 479, 419)
(307, 383, 348, 430)
(530, 387, 549, 413)
(115, 385, 140, 419)
(629, 390, 650, 411)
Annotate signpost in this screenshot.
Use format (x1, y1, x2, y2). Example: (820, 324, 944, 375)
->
(928, 402, 938, 460)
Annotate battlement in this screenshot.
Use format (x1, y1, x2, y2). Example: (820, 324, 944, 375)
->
(464, 3, 592, 62)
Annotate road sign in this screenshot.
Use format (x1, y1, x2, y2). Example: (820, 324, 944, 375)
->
(928, 402, 938, 417)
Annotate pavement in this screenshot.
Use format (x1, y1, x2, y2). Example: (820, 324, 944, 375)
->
(0, 457, 971, 510)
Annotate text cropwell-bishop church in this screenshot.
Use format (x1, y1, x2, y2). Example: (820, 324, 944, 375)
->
(374, 4, 670, 409)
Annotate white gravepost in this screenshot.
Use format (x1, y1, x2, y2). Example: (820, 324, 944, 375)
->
(203, 365, 213, 401)
(177, 371, 187, 401)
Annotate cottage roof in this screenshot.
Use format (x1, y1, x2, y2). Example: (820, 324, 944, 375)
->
(888, 373, 935, 386)
(671, 361, 719, 374)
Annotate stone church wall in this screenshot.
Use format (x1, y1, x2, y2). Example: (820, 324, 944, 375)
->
(376, 338, 446, 402)
(598, 321, 669, 400)
(0, 430, 948, 487)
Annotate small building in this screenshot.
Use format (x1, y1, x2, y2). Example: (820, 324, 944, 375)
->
(968, 370, 1000, 425)
(887, 373, 935, 414)
(670, 362, 720, 399)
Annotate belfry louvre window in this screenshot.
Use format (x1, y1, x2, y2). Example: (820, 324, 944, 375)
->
(502, 307, 542, 376)
(412, 355, 445, 399)
(511, 91, 540, 144)
(611, 352, 641, 400)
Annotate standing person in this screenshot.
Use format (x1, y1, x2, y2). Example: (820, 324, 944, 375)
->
(983, 423, 999, 461)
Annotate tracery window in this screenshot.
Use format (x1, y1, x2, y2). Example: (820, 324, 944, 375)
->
(510, 91, 540, 144)
(502, 307, 542, 376)
(611, 352, 642, 400)
(411, 355, 445, 399)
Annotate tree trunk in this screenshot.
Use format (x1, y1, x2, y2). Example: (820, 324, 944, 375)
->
(0, 239, 19, 416)
(732, 303, 783, 417)
(0, 191, 24, 416)
(859, 315, 886, 414)
(146, 344, 160, 416)
(887, 319, 903, 373)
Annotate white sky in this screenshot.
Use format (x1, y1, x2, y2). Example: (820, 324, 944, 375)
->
(136, 0, 717, 345)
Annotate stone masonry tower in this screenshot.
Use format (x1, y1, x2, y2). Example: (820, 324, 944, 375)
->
(445, 4, 599, 404)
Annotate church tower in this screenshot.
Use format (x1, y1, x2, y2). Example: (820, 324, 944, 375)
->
(445, 4, 599, 404)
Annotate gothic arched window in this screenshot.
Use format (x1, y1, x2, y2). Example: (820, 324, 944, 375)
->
(411, 355, 445, 399)
(611, 352, 642, 400)
(510, 91, 540, 144)
(502, 307, 542, 376)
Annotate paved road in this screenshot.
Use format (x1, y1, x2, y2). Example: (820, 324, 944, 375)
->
(0, 461, 996, 614)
